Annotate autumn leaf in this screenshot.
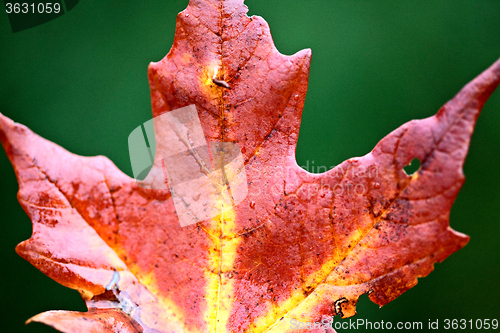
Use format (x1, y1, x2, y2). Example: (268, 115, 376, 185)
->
(1, 0, 500, 332)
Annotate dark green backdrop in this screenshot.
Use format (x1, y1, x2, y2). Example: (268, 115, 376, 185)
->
(1, 1, 499, 332)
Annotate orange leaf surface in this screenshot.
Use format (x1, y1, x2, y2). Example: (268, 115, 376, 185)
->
(1, 1, 500, 332)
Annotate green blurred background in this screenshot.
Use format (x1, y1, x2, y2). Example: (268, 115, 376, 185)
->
(1, 1, 499, 332)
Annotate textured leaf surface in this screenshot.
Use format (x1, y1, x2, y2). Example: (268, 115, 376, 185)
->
(1, 1, 500, 332)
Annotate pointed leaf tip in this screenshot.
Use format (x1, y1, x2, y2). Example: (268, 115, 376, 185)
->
(444, 57, 500, 118)
(27, 309, 143, 333)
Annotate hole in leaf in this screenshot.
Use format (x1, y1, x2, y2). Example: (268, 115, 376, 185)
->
(404, 158, 421, 176)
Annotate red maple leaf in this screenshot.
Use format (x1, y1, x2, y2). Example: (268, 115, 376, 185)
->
(1, 1, 499, 332)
